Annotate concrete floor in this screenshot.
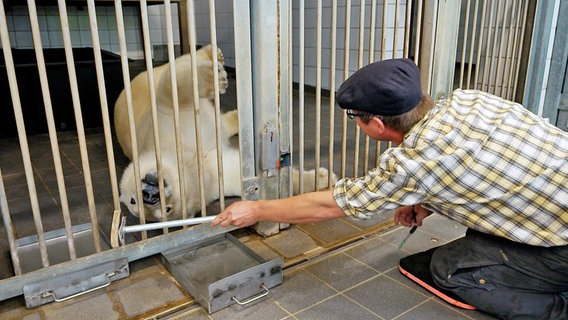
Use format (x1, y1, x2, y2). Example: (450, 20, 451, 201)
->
(0, 67, 499, 319)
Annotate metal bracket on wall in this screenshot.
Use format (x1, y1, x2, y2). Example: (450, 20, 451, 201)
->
(242, 177, 260, 201)
(260, 123, 280, 172)
(22, 258, 129, 308)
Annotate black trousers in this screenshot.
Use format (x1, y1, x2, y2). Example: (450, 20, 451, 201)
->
(430, 229, 568, 320)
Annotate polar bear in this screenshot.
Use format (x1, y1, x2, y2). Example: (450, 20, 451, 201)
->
(115, 45, 337, 221)
(114, 45, 231, 161)
(115, 45, 238, 221)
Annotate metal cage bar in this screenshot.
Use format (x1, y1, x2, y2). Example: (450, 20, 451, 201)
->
(313, 0, 322, 190)
(0, 169, 22, 275)
(58, 0, 102, 252)
(140, 0, 168, 228)
(327, 0, 337, 188)
(0, 0, 50, 268)
(29, 0, 77, 261)
(298, 0, 305, 193)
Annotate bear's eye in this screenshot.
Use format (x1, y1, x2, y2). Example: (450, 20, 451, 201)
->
(166, 206, 172, 213)
(130, 198, 136, 205)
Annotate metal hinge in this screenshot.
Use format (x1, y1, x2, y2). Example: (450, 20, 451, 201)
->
(23, 258, 129, 308)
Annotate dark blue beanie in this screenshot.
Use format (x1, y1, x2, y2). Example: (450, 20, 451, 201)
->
(336, 58, 423, 116)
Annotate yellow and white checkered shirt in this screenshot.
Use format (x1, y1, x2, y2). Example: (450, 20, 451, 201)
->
(334, 89, 568, 246)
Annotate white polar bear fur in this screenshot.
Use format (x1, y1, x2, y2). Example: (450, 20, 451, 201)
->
(115, 45, 337, 221)
(114, 45, 230, 161)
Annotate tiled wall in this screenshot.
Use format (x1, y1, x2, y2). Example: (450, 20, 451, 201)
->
(1, 2, 405, 92)
(192, 1, 407, 91)
(193, 0, 236, 69)
(293, 1, 408, 90)
(1, 4, 181, 61)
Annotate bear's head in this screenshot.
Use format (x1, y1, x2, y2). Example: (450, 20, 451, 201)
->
(119, 153, 182, 221)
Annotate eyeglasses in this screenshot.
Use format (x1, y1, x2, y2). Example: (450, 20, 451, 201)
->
(345, 110, 382, 120)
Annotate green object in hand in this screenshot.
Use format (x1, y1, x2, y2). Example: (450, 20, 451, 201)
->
(398, 225, 417, 250)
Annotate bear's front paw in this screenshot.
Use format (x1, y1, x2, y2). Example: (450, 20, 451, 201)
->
(197, 61, 228, 98)
(218, 61, 228, 94)
(222, 109, 239, 137)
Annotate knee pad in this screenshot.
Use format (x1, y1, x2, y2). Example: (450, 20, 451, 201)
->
(430, 246, 455, 290)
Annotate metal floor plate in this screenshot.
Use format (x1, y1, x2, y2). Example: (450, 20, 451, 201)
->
(15, 223, 111, 274)
(162, 233, 283, 314)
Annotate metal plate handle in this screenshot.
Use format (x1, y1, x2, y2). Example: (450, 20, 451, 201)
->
(231, 284, 269, 305)
(41, 271, 115, 302)
(24, 259, 129, 308)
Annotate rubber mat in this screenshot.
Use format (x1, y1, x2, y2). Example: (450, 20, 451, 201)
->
(398, 247, 476, 310)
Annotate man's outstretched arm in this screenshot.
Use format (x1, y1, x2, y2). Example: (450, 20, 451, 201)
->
(211, 190, 346, 228)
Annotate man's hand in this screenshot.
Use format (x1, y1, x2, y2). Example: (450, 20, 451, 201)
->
(211, 200, 262, 228)
(394, 204, 432, 227)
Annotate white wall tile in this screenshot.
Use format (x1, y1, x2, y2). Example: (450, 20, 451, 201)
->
(98, 30, 110, 46)
(124, 15, 139, 30)
(67, 14, 79, 31)
(96, 15, 108, 31)
(150, 29, 165, 44)
(48, 30, 63, 47)
(15, 31, 33, 48)
(80, 30, 92, 47)
(70, 30, 82, 47)
(13, 15, 31, 31)
(46, 15, 61, 31)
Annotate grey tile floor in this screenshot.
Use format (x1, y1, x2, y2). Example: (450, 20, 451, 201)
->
(0, 66, 498, 320)
(160, 214, 499, 320)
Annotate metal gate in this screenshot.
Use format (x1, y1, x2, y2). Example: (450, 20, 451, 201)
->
(0, 0, 537, 309)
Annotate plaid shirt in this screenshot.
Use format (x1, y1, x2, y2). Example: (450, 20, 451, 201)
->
(334, 89, 568, 247)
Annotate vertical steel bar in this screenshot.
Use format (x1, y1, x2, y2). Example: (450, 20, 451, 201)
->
(481, 0, 496, 92)
(232, 0, 254, 189)
(364, 0, 377, 173)
(185, 0, 208, 216)
(423, 0, 437, 95)
(207, 0, 226, 211)
(139, 0, 169, 229)
(164, 0, 188, 223)
(512, 0, 529, 99)
(158, 3, 187, 221)
(314, 0, 322, 188)
(57, 0, 101, 252)
(27, 0, 77, 260)
(86, 0, 121, 218)
(328, 0, 338, 188)
(506, 0, 523, 100)
(393, 0, 400, 58)
(466, 0, 479, 89)
(459, 0, 472, 88)
(298, 0, 305, 193)
(0, 169, 22, 275)
(115, 0, 147, 239)
(390, 0, 402, 152)
(402, 0, 412, 59)
(500, 0, 516, 98)
(414, 0, 423, 64)
(376, 0, 390, 167)
(473, 0, 488, 89)
(0, 0, 50, 267)
(404, 0, 413, 58)
(340, 0, 351, 179)
(352, 0, 365, 178)
(287, 0, 294, 196)
(491, 0, 507, 94)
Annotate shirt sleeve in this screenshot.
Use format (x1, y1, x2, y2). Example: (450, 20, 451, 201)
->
(333, 151, 427, 219)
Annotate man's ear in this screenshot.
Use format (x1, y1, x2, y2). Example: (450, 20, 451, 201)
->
(368, 116, 386, 134)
